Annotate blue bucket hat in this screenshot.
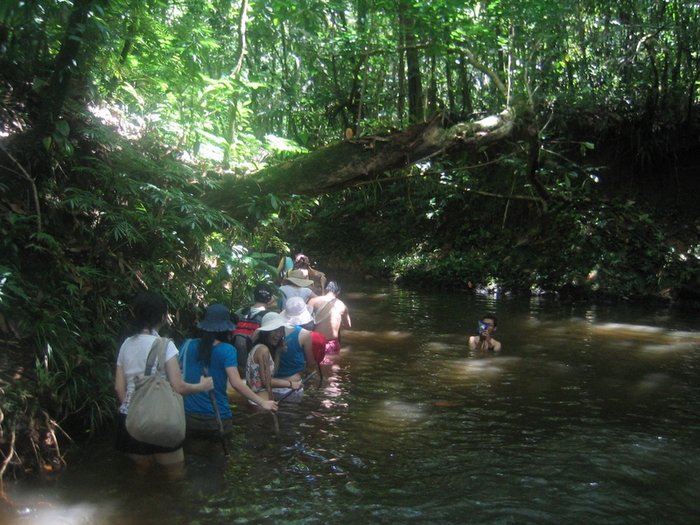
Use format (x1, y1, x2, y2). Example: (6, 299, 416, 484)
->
(197, 304, 235, 332)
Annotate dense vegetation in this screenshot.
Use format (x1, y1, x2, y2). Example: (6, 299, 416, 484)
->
(1, 0, 699, 488)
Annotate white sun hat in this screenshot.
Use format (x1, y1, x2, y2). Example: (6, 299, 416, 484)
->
(281, 296, 313, 326)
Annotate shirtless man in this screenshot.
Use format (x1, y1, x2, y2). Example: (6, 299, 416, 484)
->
(468, 313, 501, 353)
(308, 281, 351, 354)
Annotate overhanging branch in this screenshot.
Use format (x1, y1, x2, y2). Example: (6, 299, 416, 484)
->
(205, 110, 522, 214)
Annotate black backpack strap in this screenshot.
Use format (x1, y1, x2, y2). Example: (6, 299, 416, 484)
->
(239, 306, 252, 319)
(232, 333, 252, 375)
(232, 332, 254, 350)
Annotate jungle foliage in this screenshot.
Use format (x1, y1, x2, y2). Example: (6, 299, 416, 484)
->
(1, 0, 699, 485)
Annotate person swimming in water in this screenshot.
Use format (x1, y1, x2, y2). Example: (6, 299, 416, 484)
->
(468, 313, 501, 353)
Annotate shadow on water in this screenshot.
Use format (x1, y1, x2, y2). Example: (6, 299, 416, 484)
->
(3, 280, 700, 524)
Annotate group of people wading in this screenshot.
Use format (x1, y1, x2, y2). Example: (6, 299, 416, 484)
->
(114, 253, 351, 467)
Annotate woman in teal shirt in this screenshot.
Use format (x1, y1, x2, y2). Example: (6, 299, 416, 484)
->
(180, 303, 277, 436)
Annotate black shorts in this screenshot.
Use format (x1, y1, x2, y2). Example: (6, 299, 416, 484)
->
(114, 412, 183, 455)
(185, 412, 233, 437)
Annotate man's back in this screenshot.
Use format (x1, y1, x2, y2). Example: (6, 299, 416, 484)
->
(309, 294, 350, 341)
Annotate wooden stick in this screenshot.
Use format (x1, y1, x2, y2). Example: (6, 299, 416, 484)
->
(277, 372, 317, 403)
(203, 367, 229, 456)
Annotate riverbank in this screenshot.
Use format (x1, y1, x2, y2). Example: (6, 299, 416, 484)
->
(290, 193, 700, 305)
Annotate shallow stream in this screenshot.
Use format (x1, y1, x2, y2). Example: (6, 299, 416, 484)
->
(3, 281, 700, 524)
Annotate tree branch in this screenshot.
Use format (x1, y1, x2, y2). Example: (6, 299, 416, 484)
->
(0, 144, 42, 234)
(459, 46, 509, 100)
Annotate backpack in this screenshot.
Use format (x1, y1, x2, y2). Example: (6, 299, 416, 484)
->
(231, 308, 267, 374)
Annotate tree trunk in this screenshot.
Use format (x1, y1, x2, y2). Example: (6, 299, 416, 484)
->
(428, 52, 438, 114)
(232, 0, 249, 77)
(445, 56, 455, 115)
(205, 110, 521, 213)
(397, 31, 406, 124)
(398, 1, 424, 123)
(36, 0, 97, 138)
(458, 56, 473, 116)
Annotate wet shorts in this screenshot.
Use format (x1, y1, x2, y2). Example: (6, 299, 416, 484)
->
(324, 339, 341, 354)
(272, 387, 304, 402)
(185, 413, 233, 436)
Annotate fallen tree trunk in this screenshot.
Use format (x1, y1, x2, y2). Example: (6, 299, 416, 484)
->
(206, 109, 522, 212)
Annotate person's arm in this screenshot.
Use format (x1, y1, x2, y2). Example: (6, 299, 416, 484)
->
(475, 332, 492, 352)
(341, 304, 351, 329)
(255, 345, 274, 398)
(227, 366, 278, 412)
(269, 340, 302, 389)
(307, 296, 320, 310)
(307, 267, 326, 291)
(165, 357, 213, 395)
(271, 377, 302, 389)
(115, 365, 127, 403)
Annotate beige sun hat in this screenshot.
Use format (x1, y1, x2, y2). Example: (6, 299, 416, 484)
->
(284, 269, 314, 287)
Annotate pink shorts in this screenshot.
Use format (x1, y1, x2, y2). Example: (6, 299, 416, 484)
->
(324, 339, 341, 354)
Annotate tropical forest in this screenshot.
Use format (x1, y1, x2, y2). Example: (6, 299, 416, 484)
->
(1, 0, 699, 497)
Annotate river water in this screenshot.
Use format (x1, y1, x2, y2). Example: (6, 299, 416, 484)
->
(3, 280, 700, 524)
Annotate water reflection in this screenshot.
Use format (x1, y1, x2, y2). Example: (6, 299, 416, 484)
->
(3, 282, 700, 524)
(4, 503, 108, 525)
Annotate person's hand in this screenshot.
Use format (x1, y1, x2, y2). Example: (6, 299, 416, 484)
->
(199, 376, 214, 391)
(477, 332, 490, 351)
(261, 399, 278, 413)
(291, 379, 302, 391)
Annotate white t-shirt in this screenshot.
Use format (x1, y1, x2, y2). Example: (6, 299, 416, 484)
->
(116, 332, 179, 414)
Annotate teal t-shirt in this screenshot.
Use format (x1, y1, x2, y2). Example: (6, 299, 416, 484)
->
(180, 339, 236, 420)
(275, 326, 305, 378)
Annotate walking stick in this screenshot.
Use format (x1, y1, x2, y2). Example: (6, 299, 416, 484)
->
(271, 411, 280, 436)
(272, 372, 317, 435)
(203, 367, 229, 457)
(277, 372, 317, 403)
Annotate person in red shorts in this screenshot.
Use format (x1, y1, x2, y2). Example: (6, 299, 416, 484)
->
(308, 281, 351, 355)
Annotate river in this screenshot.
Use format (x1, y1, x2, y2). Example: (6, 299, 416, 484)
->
(2, 280, 700, 524)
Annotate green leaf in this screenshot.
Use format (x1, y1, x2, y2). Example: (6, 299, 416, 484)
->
(120, 82, 145, 106)
(55, 120, 70, 137)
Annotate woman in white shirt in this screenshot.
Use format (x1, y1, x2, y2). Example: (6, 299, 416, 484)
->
(114, 292, 212, 466)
